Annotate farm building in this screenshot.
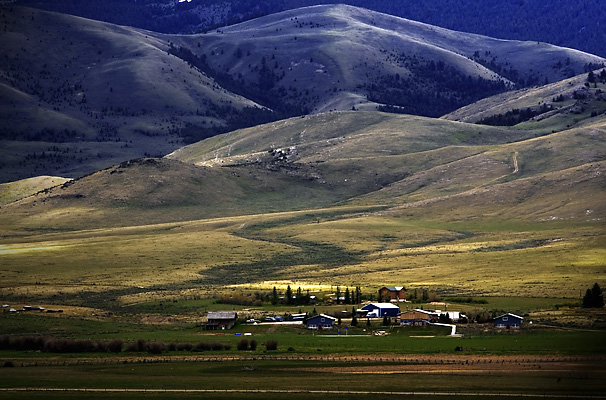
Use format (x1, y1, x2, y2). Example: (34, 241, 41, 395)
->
(378, 286, 407, 302)
(205, 311, 238, 330)
(306, 314, 336, 330)
(400, 309, 437, 325)
(357, 302, 400, 318)
(494, 313, 523, 329)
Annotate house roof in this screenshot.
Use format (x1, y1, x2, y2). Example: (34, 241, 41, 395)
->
(207, 311, 237, 320)
(381, 286, 405, 291)
(307, 314, 336, 321)
(361, 302, 400, 310)
(496, 312, 524, 320)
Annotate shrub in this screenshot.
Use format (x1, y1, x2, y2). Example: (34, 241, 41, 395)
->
(176, 343, 193, 351)
(108, 339, 123, 353)
(126, 339, 147, 353)
(147, 341, 165, 354)
(193, 341, 210, 352)
(237, 339, 249, 351)
(265, 339, 278, 351)
(2, 361, 14, 368)
(211, 342, 226, 351)
(249, 339, 258, 351)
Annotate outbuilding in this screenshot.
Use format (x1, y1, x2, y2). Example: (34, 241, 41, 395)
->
(494, 313, 523, 329)
(357, 302, 400, 318)
(306, 314, 336, 330)
(400, 309, 436, 325)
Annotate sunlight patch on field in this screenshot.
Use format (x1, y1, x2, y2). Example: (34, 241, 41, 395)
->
(0, 243, 70, 254)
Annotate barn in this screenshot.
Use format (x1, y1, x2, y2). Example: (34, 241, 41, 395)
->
(494, 313, 523, 329)
(205, 311, 238, 330)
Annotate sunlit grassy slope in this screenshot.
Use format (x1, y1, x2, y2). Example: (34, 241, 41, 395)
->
(1, 105, 604, 302)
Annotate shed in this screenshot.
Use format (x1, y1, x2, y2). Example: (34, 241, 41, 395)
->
(306, 314, 336, 330)
(494, 313, 523, 329)
(357, 302, 400, 318)
(206, 311, 238, 330)
(378, 286, 407, 302)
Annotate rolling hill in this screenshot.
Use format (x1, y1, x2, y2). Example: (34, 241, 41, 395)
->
(1, 4, 604, 183)
(1, 104, 604, 298)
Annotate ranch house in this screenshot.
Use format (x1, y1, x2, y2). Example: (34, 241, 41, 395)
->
(306, 314, 336, 330)
(378, 286, 407, 302)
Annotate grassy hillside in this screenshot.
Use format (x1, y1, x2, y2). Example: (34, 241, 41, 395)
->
(0, 175, 71, 206)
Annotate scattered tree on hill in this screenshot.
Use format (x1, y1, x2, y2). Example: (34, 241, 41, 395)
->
(582, 283, 604, 308)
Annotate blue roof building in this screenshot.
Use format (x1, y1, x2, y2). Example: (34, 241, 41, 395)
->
(494, 313, 523, 329)
(306, 314, 336, 330)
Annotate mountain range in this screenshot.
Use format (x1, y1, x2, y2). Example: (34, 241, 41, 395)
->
(1, 4, 604, 183)
(14, 0, 606, 58)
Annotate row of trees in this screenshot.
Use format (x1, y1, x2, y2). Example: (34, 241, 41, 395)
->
(271, 285, 363, 306)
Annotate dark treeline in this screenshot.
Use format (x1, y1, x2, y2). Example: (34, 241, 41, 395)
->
(0, 335, 232, 354)
(15, 0, 606, 57)
(365, 58, 509, 117)
(477, 104, 554, 127)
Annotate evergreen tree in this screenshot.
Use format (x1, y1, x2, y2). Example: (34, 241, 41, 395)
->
(271, 286, 278, 305)
(582, 283, 604, 308)
(286, 285, 293, 305)
(335, 286, 341, 304)
(382, 315, 390, 326)
(351, 314, 358, 326)
(344, 287, 350, 305)
(296, 286, 302, 305)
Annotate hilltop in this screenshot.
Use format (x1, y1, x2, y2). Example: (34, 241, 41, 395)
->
(1, 5, 604, 182)
(16, 0, 606, 57)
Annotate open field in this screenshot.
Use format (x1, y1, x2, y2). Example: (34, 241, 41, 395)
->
(1, 208, 603, 304)
(0, 355, 605, 400)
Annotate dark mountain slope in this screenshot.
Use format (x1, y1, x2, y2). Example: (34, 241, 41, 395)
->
(1, 5, 603, 183)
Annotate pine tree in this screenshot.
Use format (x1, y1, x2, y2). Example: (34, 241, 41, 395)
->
(286, 285, 293, 305)
(344, 287, 350, 304)
(271, 286, 278, 305)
